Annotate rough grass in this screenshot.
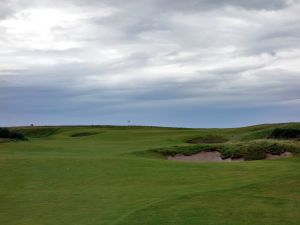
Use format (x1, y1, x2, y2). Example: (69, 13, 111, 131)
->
(0, 123, 300, 225)
(239, 129, 273, 141)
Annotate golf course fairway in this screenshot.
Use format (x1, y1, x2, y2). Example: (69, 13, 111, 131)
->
(1, 123, 300, 225)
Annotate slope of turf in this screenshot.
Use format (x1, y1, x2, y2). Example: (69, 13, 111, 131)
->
(0, 123, 299, 225)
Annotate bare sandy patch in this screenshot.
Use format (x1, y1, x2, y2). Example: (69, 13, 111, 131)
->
(166, 151, 295, 163)
(166, 151, 244, 163)
(266, 151, 294, 160)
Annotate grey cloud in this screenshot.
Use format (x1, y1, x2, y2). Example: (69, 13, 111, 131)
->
(69, 0, 289, 10)
(151, 0, 289, 11)
(0, 2, 14, 19)
(1, 0, 300, 126)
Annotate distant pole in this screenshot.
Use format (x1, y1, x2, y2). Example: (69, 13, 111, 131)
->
(127, 120, 131, 126)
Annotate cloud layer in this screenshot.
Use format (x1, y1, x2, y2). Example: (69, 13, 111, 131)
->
(1, 0, 300, 127)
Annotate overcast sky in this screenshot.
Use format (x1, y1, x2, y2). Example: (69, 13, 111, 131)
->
(1, 0, 300, 127)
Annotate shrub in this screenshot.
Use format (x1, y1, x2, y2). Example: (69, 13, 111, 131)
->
(243, 143, 266, 160)
(0, 128, 10, 138)
(9, 131, 26, 140)
(269, 128, 300, 139)
(151, 144, 222, 156)
(220, 144, 244, 159)
(0, 128, 26, 140)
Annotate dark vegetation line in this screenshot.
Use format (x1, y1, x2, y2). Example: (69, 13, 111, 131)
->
(270, 128, 300, 139)
(10, 127, 59, 138)
(71, 132, 98, 137)
(0, 128, 27, 140)
(186, 135, 228, 144)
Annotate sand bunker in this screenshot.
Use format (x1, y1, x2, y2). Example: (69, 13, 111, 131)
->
(167, 151, 244, 163)
(167, 151, 294, 163)
(266, 151, 293, 160)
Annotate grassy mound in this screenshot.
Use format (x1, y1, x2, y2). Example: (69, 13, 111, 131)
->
(186, 135, 228, 144)
(150, 141, 300, 161)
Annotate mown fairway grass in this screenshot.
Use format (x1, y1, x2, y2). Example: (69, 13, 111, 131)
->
(0, 124, 300, 225)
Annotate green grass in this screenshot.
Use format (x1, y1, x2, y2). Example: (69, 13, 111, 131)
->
(186, 135, 228, 144)
(70, 132, 99, 137)
(0, 123, 300, 225)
